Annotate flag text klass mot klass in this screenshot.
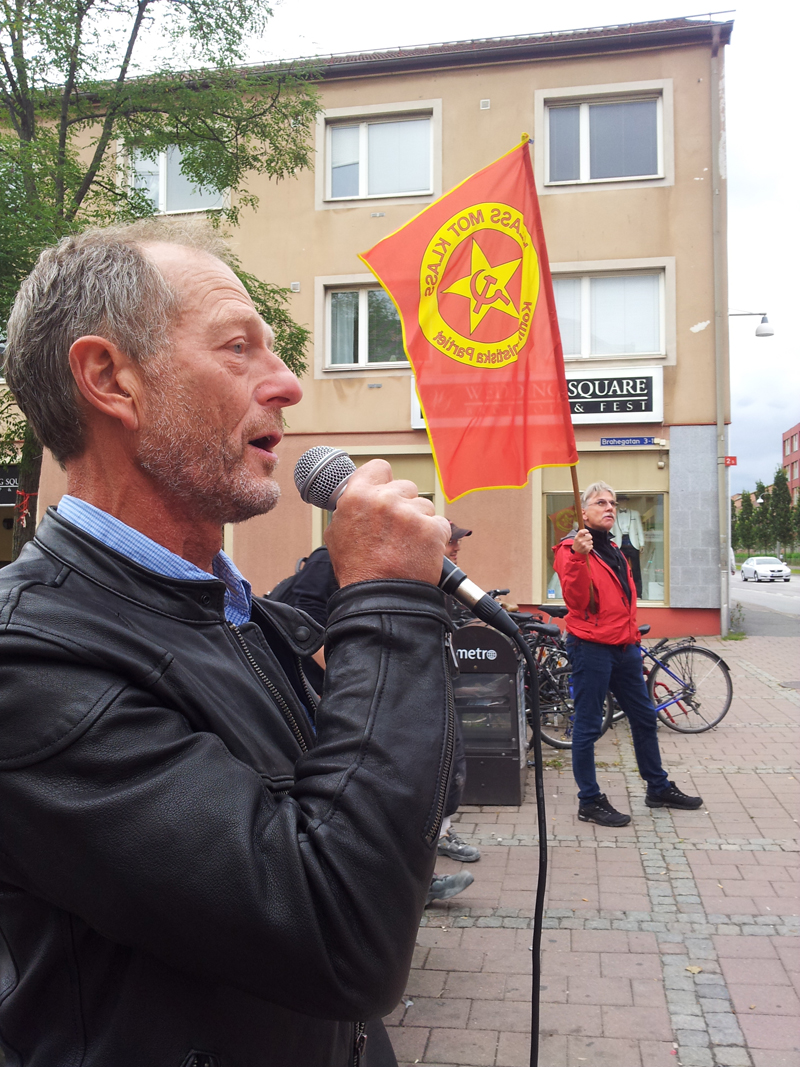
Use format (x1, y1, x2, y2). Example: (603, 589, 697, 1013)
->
(360, 138, 577, 502)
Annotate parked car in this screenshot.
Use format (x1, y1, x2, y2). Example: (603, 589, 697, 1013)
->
(740, 557, 791, 582)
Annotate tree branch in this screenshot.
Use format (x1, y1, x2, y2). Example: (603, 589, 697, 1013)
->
(55, 0, 97, 219)
(0, 0, 30, 138)
(66, 0, 152, 219)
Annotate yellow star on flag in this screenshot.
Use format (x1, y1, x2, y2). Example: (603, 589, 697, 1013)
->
(442, 238, 522, 335)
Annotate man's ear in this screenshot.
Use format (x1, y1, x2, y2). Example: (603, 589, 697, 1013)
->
(68, 336, 144, 432)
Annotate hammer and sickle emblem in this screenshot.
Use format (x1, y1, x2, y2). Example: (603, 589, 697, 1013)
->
(438, 231, 524, 337)
(470, 270, 511, 315)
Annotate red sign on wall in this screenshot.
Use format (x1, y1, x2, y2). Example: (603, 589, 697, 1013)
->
(724, 456, 737, 466)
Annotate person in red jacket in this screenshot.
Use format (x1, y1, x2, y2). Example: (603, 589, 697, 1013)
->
(553, 481, 703, 827)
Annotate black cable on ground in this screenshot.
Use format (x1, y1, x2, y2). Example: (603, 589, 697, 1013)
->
(436, 568, 549, 1067)
(509, 632, 548, 1067)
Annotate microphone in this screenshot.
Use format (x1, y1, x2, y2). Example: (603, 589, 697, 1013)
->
(294, 446, 520, 637)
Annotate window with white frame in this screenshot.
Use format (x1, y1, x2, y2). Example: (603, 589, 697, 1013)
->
(553, 271, 664, 359)
(130, 147, 224, 213)
(327, 287, 407, 368)
(546, 95, 662, 185)
(327, 116, 432, 200)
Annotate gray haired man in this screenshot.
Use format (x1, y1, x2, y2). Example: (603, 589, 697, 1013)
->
(553, 481, 703, 827)
(0, 221, 455, 1066)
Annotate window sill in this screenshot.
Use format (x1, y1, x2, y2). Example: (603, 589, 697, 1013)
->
(546, 174, 663, 187)
(325, 363, 410, 372)
(152, 205, 225, 216)
(563, 352, 666, 363)
(540, 173, 672, 196)
(326, 190, 433, 203)
(319, 192, 437, 211)
(544, 598, 668, 608)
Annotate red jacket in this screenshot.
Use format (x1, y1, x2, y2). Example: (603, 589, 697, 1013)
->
(552, 535, 641, 645)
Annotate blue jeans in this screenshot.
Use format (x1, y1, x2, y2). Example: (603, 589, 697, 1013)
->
(566, 635, 670, 802)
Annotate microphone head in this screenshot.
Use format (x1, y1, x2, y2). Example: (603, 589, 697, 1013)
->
(294, 446, 356, 510)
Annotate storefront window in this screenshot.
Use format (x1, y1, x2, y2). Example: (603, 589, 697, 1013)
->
(544, 492, 665, 603)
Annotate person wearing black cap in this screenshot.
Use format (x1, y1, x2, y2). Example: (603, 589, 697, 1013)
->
(435, 521, 482, 866)
(445, 521, 472, 565)
(441, 522, 475, 628)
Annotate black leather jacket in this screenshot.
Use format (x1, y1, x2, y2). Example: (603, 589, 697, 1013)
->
(0, 511, 455, 1067)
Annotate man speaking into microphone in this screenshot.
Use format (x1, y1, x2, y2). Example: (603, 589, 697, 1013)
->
(0, 220, 453, 1067)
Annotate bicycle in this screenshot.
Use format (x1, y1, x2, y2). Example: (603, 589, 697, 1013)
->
(643, 633, 732, 732)
(607, 626, 732, 732)
(512, 605, 613, 750)
(518, 609, 732, 740)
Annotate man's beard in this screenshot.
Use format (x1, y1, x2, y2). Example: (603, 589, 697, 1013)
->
(135, 367, 282, 525)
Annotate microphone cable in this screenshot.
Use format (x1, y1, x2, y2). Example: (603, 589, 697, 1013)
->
(438, 558, 548, 1066)
(511, 626, 547, 1067)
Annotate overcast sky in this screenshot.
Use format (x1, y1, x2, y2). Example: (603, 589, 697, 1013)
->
(231, 0, 796, 495)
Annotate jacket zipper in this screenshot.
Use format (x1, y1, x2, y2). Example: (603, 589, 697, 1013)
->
(353, 1021, 367, 1066)
(582, 551, 632, 629)
(295, 654, 320, 716)
(424, 632, 456, 846)
(228, 623, 308, 753)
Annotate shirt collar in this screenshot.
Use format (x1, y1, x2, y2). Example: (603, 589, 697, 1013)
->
(56, 495, 252, 625)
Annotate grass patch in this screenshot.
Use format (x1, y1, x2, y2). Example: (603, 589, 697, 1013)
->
(722, 631, 747, 641)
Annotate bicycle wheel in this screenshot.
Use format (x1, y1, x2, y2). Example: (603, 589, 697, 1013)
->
(647, 645, 732, 732)
(533, 650, 613, 750)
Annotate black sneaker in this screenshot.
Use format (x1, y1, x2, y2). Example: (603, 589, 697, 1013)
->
(645, 780, 703, 809)
(425, 872, 474, 905)
(577, 793, 631, 827)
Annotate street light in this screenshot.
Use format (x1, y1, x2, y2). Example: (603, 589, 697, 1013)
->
(728, 311, 774, 337)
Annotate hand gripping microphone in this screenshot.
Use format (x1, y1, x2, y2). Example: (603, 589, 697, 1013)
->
(294, 445, 520, 637)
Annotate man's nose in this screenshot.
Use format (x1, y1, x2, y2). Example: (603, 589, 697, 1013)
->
(256, 350, 303, 408)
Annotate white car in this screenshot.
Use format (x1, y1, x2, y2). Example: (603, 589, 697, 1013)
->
(740, 556, 791, 582)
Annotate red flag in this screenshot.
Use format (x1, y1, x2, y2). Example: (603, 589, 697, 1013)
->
(360, 138, 577, 502)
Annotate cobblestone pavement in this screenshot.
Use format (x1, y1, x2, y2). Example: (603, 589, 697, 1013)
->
(385, 635, 800, 1067)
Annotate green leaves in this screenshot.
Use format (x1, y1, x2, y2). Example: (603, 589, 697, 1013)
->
(736, 490, 756, 555)
(771, 467, 794, 552)
(0, 391, 26, 467)
(116, 62, 319, 225)
(1, 0, 319, 559)
(753, 479, 772, 554)
(0, 0, 320, 318)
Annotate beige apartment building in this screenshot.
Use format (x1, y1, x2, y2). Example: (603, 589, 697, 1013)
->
(37, 15, 734, 635)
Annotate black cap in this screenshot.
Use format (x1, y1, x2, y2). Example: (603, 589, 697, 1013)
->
(448, 522, 473, 542)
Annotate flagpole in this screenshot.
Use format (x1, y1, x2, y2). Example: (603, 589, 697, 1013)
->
(570, 466, 597, 614)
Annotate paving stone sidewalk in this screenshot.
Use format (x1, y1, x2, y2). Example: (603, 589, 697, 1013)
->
(385, 635, 800, 1067)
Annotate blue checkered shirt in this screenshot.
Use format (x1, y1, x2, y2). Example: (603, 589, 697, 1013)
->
(57, 496, 252, 626)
